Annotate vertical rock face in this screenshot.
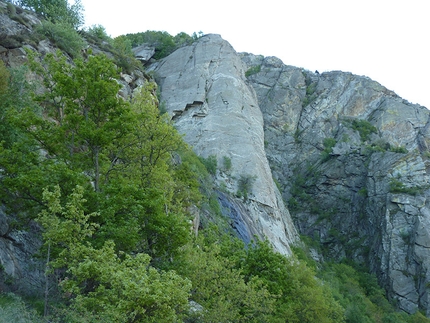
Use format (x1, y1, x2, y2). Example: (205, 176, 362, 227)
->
(0, 208, 44, 295)
(150, 34, 299, 255)
(151, 34, 430, 314)
(241, 53, 430, 315)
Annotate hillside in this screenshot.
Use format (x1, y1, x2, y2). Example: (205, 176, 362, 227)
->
(1, 1, 430, 322)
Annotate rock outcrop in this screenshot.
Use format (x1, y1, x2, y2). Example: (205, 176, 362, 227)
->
(240, 53, 430, 315)
(2, 1, 430, 314)
(149, 34, 299, 255)
(151, 34, 430, 315)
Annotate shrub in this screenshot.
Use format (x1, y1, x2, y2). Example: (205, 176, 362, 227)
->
(321, 137, 336, 161)
(112, 36, 141, 73)
(7, 3, 16, 16)
(0, 293, 42, 323)
(19, 0, 84, 29)
(350, 119, 377, 142)
(199, 155, 217, 176)
(245, 64, 261, 78)
(390, 146, 408, 154)
(222, 155, 232, 172)
(389, 178, 422, 195)
(0, 61, 9, 95)
(85, 24, 112, 44)
(36, 21, 85, 57)
(237, 174, 256, 199)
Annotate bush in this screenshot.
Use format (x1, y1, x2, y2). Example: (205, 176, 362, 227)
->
(390, 146, 408, 154)
(350, 119, 377, 142)
(199, 155, 217, 176)
(19, 0, 84, 29)
(321, 137, 336, 161)
(0, 61, 9, 95)
(237, 174, 256, 199)
(0, 293, 42, 323)
(389, 178, 422, 195)
(222, 155, 232, 172)
(36, 21, 85, 57)
(245, 65, 261, 78)
(85, 24, 112, 44)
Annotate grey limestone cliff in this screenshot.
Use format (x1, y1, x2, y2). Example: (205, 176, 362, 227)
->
(149, 34, 299, 255)
(150, 34, 430, 315)
(241, 53, 430, 315)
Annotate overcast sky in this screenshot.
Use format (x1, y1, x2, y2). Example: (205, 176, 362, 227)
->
(80, 0, 429, 109)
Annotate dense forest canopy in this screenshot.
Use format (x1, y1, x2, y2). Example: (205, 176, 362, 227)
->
(1, 1, 430, 322)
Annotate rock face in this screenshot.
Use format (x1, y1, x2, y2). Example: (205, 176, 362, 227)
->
(151, 34, 430, 315)
(2, 2, 430, 314)
(240, 53, 430, 315)
(149, 34, 299, 255)
(0, 208, 44, 295)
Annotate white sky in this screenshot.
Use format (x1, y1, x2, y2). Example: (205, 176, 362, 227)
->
(81, 0, 429, 108)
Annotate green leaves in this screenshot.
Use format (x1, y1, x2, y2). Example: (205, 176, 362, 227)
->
(37, 185, 191, 322)
(19, 0, 84, 29)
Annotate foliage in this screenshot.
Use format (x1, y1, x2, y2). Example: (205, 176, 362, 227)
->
(389, 178, 422, 195)
(0, 60, 10, 96)
(198, 154, 217, 175)
(349, 119, 377, 142)
(35, 21, 85, 57)
(302, 73, 318, 106)
(173, 235, 275, 322)
(222, 155, 232, 172)
(120, 30, 198, 60)
(85, 24, 111, 44)
(38, 185, 191, 322)
(245, 64, 261, 78)
(0, 293, 42, 323)
(390, 146, 408, 154)
(237, 174, 257, 199)
(18, 0, 84, 29)
(112, 35, 141, 73)
(321, 137, 336, 161)
(241, 240, 345, 322)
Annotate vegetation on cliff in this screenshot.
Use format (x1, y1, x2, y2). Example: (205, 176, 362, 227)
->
(1, 1, 430, 322)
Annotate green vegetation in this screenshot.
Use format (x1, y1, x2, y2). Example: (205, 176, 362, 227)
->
(35, 21, 85, 57)
(199, 154, 218, 175)
(345, 118, 378, 142)
(294, 241, 430, 323)
(390, 145, 408, 153)
(389, 178, 423, 195)
(321, 137, 337, 161)
(1, 6, 428, 322)
(245, 64, 261, 78)
(120, 30, 201, 60)
(18, 0, 84, 29)
(237, 174, 257, 199)
(302, 73, 318, 106)
(222, 155, 232, 172)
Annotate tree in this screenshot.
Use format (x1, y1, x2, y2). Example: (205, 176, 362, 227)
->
(173, 236, 275, 322)
(38, 185, 191, 322)
(27, 51, 131, 193)
(19, 0, 84, 29)
(25, 50, 193, 258)
(241, 240, 345, 323)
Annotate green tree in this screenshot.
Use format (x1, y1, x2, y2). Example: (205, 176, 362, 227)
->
(38, 185, 191, 322)
(19, 0, 84, 29)
(174, 236, 275, 322)
(27, 51, 130, 193)
(241, 240, 345, 323)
